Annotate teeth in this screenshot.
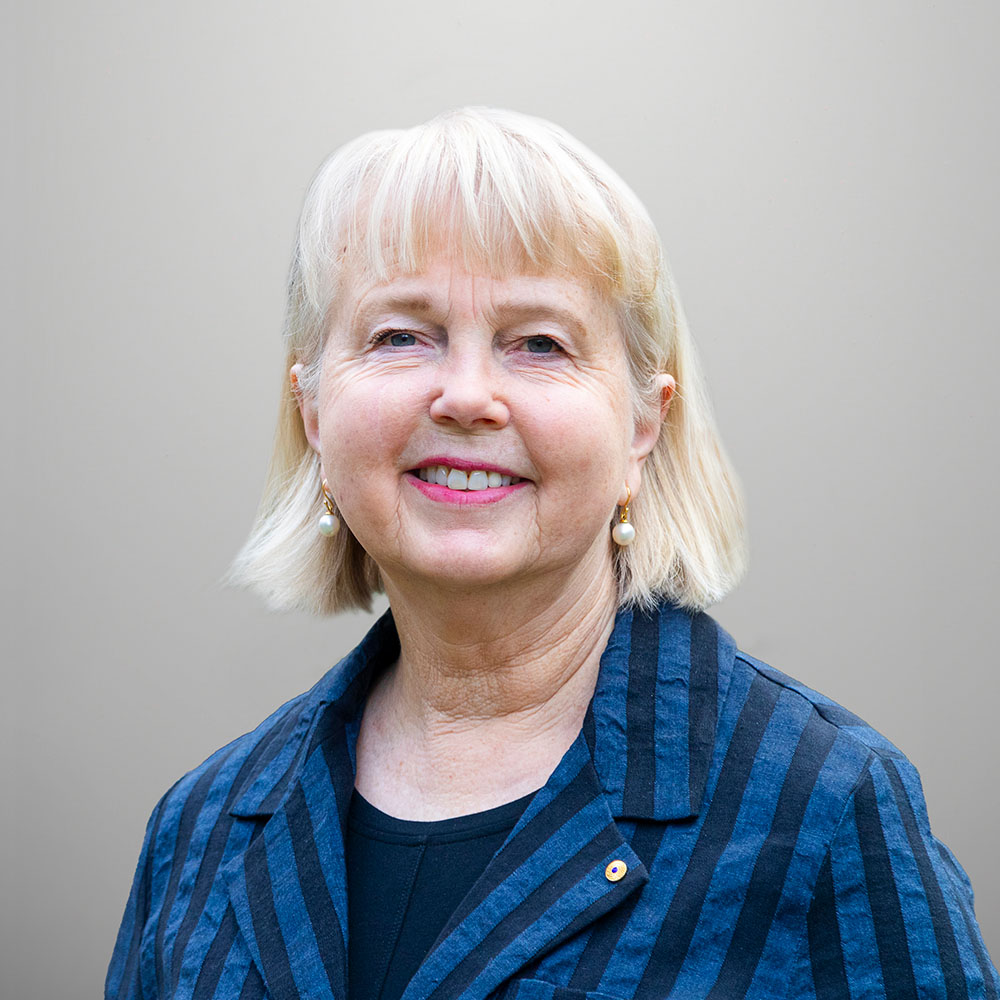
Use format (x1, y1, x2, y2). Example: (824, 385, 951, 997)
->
(417, 466, 522, 491)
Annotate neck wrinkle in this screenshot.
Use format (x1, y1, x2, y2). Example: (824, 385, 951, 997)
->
(354, 555, 620, 819)
(377, 555, 619, 730)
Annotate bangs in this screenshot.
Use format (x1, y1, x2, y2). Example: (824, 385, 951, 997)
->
(300, 109, 658, 308)
(235, 107, 748, 616)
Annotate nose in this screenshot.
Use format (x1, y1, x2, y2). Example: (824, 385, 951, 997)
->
(428, 340, 510, 430)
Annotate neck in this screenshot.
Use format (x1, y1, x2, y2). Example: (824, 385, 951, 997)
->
(388, 563, 618, 719)
(354, 555, 619, 818)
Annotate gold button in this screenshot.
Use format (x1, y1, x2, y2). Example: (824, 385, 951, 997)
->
(605, 860, 627, 882)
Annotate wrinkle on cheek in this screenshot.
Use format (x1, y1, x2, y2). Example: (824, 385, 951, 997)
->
(525, 494, 543, 564)
(322, 365, 404, 432)
(516, 357, 615, 393)
(326, 358, 398, 394)
(329, 381, 412, 554)
(390, 492, 407, 552)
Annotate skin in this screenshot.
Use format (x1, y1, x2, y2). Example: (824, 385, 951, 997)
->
(293, 253, 675, 819)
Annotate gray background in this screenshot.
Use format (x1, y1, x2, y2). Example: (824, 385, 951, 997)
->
(5, 2, 998, 996)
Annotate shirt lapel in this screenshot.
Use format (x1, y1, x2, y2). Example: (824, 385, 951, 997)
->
(590, 602, 737, 822)
(219, 613, 397, 1000)
(221, 740, 351, 1000)
(400, 604, 736, 1000)
(400, 732, 650, 1000)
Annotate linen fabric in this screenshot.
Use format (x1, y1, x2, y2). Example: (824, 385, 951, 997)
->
(346, 789, 534, 1000)
(106, 602, 999, 999)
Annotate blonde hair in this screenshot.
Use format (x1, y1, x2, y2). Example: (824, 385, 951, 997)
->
(227, 107, 748, 613)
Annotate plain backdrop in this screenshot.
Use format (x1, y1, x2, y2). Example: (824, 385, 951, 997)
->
(5, 2, 998, 997)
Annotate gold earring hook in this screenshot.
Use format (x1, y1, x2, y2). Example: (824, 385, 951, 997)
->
(321, 478, 336, 516)
(619, 485, 631, 523)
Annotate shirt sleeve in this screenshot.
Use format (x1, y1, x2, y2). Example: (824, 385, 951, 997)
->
(806, 753, 998, 999)
(105, 796, 166, 1000)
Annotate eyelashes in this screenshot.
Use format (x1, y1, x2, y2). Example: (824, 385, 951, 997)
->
(369, 329, 566, 356)
(371, 329, 418, 348)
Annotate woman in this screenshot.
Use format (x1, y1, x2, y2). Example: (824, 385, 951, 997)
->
(106, 108, 997, 1000)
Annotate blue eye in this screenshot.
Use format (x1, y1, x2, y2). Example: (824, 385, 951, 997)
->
(379, 331, 417, 347)
(525, 336, 557, 354)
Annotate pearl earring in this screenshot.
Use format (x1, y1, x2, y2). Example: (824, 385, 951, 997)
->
(318, 479, 340, 537)
(612, 485, 635, 546)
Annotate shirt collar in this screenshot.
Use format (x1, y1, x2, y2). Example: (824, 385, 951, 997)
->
(586, 601, 737, 821)
(229, 600, 736, 822)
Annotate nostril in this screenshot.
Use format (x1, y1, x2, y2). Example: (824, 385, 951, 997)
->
(428, 391, 510, 429)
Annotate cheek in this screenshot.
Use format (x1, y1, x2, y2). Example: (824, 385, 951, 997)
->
(317, 376, 415, 486)
(531, 387, 632, 495)
(556, 382, 632, 450)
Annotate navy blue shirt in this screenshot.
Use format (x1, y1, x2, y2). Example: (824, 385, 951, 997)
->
(107, 601, 999, 999)
(347, 790, 534, 1000)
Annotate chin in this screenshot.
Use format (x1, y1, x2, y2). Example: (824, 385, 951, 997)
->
(416, 558, 527, 592)
(382, 540, 533, 593)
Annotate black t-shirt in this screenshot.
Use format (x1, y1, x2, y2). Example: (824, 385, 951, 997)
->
(346, 788, 536, 1000)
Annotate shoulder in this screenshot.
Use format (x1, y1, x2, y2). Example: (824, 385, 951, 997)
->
(148, 609, 399, 828)
(711, 647, 907, 814)
(105, 685, 325, 999)
(720, 647, 928, 854)
(715, 650, 998, 996)
(131, 683, 324, 906)
(707, 646, 928, 899)
(726, 646, 953, 841)
(105, 609, 398, 1000)
(734, 649, 904, 759)
(133, 609, 396, 865)
(152, 686, 316, 828)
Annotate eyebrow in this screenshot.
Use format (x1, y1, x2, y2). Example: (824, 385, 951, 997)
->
(356, 292, 592, 338)
(362, 293, 437, 316)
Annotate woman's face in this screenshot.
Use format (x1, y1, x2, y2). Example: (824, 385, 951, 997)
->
(296, 253, 664, 596)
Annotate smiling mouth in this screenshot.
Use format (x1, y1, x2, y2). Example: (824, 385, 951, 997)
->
(410, 465, 524, 492)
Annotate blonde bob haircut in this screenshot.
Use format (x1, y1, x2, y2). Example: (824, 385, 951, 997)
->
(228, 107, 748, 614)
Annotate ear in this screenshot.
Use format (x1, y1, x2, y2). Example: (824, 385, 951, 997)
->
(290, 363, 322, 453)
(625, 373, 676, 499)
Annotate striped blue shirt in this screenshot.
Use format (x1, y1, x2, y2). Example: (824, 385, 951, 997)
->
(106, 601, 998, 999)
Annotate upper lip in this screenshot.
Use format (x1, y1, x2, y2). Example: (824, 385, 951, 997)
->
(409, 456, 527, 479)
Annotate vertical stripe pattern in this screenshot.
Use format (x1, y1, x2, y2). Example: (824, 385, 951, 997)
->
(854, 770, 920, 999)
(106, 602, 998, 1000)
(635, 673, 782, 999)
(807, 854, 850, 1000)
(705, 709, 838, 1000)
